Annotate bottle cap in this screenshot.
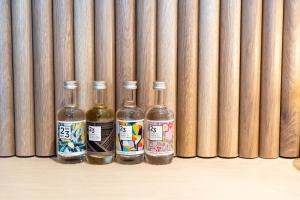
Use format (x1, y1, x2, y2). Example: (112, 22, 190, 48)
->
(64, 80, 78, 89)
(153, 81, 166, 90)
(124, 81, 137, 89)
(93, 81, 107, 89)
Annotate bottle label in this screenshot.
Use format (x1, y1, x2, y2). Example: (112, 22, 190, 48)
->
(116, 119, 144, 156)
(145, 120, 174, 156)
(87, 121, 115, 154)
(57, 120, 86, 157)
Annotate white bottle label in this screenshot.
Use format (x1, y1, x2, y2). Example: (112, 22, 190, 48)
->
(149, 125, 163, 141)
(88, 126, 102, 141)
(119, 125, 133, 140)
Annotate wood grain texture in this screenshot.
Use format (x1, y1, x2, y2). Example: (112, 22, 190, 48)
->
(74, 0, 94, 111)
(156, 0, 177, 156)
(0, 0, 15, 156)
(116, 0, 136, 108)
(32, 0, 55, 156)
(239, 0, 262, 158)
(259, 0, 283, 159)
(136, 0, 156, 111)
(197, 0, 219, 158)
(12, 0, 35, 156)
(177, 0, 198, 157)
(219, 0, 241, 158)
(53, 0, 75, 111)
(280, 0, 300, 158)
(95, 0, 115, 110)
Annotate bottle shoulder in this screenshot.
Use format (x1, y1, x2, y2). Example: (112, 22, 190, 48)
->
(86, 106, 114, 121)
(57, 106, 85, 121)
(146, 106, 174, 121)
(116, 106, 144, 120)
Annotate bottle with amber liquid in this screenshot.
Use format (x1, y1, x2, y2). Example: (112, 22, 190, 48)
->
(56, 81, 86, 163)
(145, 81, 174, 164)
(86, 81, 115, 164)
(116, 81, 144, 164)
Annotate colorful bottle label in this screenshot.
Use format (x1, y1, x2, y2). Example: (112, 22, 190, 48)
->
(145, 120, 174, 156)
(57, 120, 86, 157)
(86, 120, 115, 154)
(116, 119, 144, 156)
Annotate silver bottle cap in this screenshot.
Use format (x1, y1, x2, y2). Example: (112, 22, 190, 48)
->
(124, 81, 137, 89)
(64, 80, 78, 89)
(153, 81, 166, 90)
(93, 81, 107, 89)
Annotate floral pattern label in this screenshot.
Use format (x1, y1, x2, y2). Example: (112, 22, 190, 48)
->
(146, 120, 174, 156)
(116, 120, 144, 156)
(87, 121, 115, 154)
(57, 120, 86, 156)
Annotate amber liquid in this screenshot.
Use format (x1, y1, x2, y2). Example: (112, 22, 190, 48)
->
(57, 105, 86, 164)
(86, 103, 114, 164)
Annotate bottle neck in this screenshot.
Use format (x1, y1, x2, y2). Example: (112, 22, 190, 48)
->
(65, 88, 78, 107)
(124, 89, 136, 107)
(155, 89, 166, 107)
(95, 89, 106, 107)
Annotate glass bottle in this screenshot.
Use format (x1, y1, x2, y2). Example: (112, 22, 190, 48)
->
(145, 81, 174, 164)
(56, 81, 86, 163)
(86, 81, 115, 164)
(116, 81, 145, 164)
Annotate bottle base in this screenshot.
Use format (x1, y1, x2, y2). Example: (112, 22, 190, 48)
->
(116, 154, 144, 165)
(86, 154, 113, 165)
(145, 154, 173, 165)
(57, 154, 85, 164)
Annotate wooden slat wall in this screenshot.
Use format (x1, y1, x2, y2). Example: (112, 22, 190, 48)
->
(95, 0, 115, 110)
(218, 0, 241, 158)
(177, 0, 198, 157)
(197, 0, 219, 158)
(0, 0, 299, 158)
(53, 0, 74, 112)
(156, 0, 177, 156)
(32, 0, 55, 156)
(260, 0, 283, 159)
(239, 0, 262, 158)
(136, 0, 156, 111)
(115, 0, 136, 109)
(0, 0, 15, 157)
(12, 0, 35, 157)
(280, 0, 300, 158)
(74, 0, 94, 111)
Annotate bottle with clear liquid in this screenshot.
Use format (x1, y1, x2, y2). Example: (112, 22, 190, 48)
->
(145, 81, 174, 164)
(116, 81, 145, 164)
(86, 81, 115, 164)
(56, 81, 86, 163)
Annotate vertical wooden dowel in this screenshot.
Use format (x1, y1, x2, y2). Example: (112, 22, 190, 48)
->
(197, 0, 219, 158)
(0, 0, 15, 157)
(219, 0, 241, 158)
(157, 0, 177, 156)
(239, 0, 262, 158)
(32, 0, 55, 156)
(95, 0, 115, 110)
(116, 0, 136, 108)
(53, 0, 75, 112)
(260, 0, 283, 159)
(177, 0, 198, 157)
(280, 0, 300, 158)
(136, 0, 156, 111)
(74, 0, 94, 111)
(12, 0, 35, 156)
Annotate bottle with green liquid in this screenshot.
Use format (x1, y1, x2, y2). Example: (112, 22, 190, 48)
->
(56, 81, 86, 163)
(86, 81, 115, 164)
(116, 81, 145, 164)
